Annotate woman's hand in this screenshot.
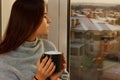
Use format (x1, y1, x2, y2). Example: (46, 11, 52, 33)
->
(35, 56, 56, 80)
(50, 54, 66, 80)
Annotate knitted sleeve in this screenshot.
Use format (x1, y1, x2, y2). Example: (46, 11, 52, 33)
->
(0, 62, 25, 80)
(0, 70, 20, 80)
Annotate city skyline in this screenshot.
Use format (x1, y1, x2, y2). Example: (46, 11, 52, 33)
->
(71, 0, 120, 4)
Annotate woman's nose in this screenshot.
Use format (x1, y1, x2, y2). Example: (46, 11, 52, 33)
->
(46, 16, 52, 24)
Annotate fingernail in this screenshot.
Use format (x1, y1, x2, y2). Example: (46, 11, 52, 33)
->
(45, 56, 48, 59)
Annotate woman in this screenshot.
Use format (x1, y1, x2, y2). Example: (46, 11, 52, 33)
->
(0, 0, 68, 80)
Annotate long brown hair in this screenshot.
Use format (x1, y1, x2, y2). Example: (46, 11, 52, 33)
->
(0, 0, 45, 54)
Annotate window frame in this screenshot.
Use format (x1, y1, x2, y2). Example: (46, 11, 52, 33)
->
(48, 0, 70, 71)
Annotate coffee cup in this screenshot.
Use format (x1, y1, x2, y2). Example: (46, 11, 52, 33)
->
(40, 51, 62, 74)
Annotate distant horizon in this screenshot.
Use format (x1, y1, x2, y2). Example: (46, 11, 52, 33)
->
(71, 2, 120, 7)
(71, 0, 120, 4)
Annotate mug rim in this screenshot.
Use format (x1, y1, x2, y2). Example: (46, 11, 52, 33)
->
(44, 51, 62, 55)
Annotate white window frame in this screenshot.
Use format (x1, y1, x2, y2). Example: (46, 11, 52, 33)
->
(48, 0, 68, 58)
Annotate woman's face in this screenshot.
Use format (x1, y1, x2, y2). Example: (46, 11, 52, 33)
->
(27, 6, 51, 41)
(36, 6, 51, 35)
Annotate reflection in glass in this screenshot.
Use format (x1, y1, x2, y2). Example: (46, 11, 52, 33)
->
(70, 0, 120, 80)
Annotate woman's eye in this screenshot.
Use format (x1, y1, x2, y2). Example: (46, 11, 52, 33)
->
(44, 15, 47, 18)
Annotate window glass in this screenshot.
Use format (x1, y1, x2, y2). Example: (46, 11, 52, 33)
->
(70, 0, 120, 80)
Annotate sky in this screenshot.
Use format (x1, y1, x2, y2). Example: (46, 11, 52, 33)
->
(71, 0, 120, 4)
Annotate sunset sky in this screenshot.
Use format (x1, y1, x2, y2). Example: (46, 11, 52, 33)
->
(71, 0, 120, 4)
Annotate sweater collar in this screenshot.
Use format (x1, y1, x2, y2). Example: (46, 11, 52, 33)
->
(22, 37, 39, 48)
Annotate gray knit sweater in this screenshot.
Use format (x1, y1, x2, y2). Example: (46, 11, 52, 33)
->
(0, 38, 68, 80)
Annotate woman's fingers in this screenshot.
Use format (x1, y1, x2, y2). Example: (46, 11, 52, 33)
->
(44, 57, 52, 71)
(36, 53, 67, 79)
(38, 56, 55, 76)
(38, 56, 48, 71)
(41, 56, 49, 68)
(46, 61, 55, 73)
(47, 64, 56, 76)
(43, 57, 56, 76)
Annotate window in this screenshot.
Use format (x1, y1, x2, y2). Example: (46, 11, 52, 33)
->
(69, 0, 120, 80)
(2, 0, 120, 80)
